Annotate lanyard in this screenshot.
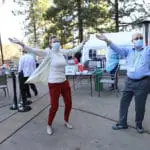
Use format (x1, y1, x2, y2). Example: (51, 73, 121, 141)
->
(132, 50, 141, 67)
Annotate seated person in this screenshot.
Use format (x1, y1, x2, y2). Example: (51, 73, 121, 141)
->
(74, 51, 82, 64)
(83, 60, 89, 70)
(105, 47, 119, 90)
(73, 57, 79, 64)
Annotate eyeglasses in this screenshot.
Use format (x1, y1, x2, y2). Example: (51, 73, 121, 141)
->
(133, 37, 143, 40)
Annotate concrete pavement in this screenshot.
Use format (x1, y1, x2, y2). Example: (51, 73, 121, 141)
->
(0, 77, 150, 150)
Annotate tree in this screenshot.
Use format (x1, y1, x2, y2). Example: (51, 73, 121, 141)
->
(108, 0, 150, 30)
(115, 0, 119, 32)
(13, 0, 50, 47)
(77, 0, 83, 42)
(0, 0, 6, 64)
(44, 0, 115, 46)
(0, 34, 4, 64)
(1, 0, 5, 4)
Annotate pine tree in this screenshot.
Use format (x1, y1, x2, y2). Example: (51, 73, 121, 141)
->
(44, 0, 115, 46)
(108, 0, 150, 30)
(13, 0, 50, 47)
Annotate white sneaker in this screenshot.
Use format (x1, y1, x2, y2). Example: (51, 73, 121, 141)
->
(47, 125, 53, 135)
(64, 122, 73, 129)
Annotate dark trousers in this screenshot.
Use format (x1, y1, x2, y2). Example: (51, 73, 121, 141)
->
(119, 77, 150, 125)
(18, 72, 27, 107)
(19, 73, 38, 107)
(24, 77, 38, 97)
(29, 83, 38, 95)
(48, 80, 72, 126)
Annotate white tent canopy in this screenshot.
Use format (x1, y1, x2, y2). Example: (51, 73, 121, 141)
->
(83, 34, 106, 49)
(81, 31, 134, 63)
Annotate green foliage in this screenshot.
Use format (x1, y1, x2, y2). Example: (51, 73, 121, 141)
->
(108, 0, 150, 30)
(12, 0, 116, 48)
(13, 0, 50, 47)
(43, 0, 115, 47)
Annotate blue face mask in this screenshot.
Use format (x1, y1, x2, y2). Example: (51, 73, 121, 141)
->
(134, 39, 143, 49)
(52, 42, 60, 51)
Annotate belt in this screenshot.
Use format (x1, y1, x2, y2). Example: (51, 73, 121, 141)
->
(128, 76, 150, 82)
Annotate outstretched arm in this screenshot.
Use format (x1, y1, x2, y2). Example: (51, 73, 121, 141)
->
(96, 34, 129, 57)
(60, 35, 89, 56)
(9, 38, 47, 57)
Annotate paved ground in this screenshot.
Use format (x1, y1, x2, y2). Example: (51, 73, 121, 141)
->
(0, 76, 150, 150)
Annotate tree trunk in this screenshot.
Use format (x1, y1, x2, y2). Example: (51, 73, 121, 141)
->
(31, 0, 37, 47)
(0, 33, 4, 64)
(77, 0, 83, 42)
(115, 0, 119, 32)
(33, 17, 37, 47)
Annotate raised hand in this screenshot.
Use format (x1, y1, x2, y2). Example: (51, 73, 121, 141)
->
(96, 34, 111, 45)
(8, 37, 24, 46)
(96, 34, 108, 41)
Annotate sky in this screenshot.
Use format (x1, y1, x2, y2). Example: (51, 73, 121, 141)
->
(0, 0, 53, 44)
(0, 0, 149, 44)
(0, 0, 24, 44)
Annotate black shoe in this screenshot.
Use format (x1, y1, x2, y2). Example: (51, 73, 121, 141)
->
(27, 95, 31, 98)
(10, 104, 18, 110)
(25, 100, 32, 105)
(108, 86, 114, 91)
(136, 124, 144, 134)
(18, 106, 32, 112)
(112, 123, 128, 130)
(20, 100, 32, 106)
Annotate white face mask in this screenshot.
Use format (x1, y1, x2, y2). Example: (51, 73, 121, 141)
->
(51, 42, 60, 52)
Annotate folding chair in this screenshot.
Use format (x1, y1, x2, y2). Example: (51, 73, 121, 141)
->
(0, 74, 10, 97)
(98, 65, 120, 96)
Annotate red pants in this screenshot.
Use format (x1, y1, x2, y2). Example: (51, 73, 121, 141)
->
(48, 80, 72, 126)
